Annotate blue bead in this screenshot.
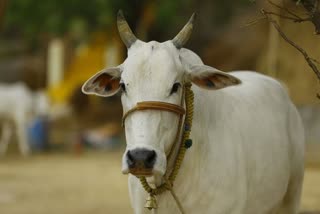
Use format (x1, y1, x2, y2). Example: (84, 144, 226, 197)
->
(184, 123, 191, 131)
(184, 139, 192, 149)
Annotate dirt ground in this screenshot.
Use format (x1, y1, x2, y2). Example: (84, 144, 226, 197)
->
(0, 151, 319, 214)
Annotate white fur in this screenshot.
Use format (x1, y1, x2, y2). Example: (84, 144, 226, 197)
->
(83, 41, 304, 214)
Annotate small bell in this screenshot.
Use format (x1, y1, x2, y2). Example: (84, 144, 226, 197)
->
(144, 194, 158, 210)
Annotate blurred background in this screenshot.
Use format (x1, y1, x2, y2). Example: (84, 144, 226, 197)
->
(0, 0, 319, 213)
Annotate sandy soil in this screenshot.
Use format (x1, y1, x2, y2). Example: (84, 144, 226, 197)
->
(0, 151, 319, 214)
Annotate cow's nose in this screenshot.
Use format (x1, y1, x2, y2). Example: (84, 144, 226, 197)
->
(126, 149, 156, 169)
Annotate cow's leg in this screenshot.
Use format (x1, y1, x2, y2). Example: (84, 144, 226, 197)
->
(0, 122, 12, 156)
(16, 118, 31, 156)
(263, 176, 303, 214)
(277, 173, 303, 214)
(276, 105, 304, 214)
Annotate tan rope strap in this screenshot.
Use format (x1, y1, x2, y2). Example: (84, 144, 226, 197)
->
(164, 178, 186, 214)
(122, 101, 186, 126)
(139, 83, 194, 213)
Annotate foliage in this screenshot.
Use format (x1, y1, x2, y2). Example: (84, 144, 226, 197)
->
(3, 0, 122, 38)
(3, 0, 175, 38)
(3, 0, 253, 42)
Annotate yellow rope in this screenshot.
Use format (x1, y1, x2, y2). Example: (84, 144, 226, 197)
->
(139, 83, 194, 211)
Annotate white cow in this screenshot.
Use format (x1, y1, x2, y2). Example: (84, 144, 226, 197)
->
(0, 82, 49, 156)
(82, 12, 304, 214)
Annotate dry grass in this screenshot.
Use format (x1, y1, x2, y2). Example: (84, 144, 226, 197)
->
(0, 151, 319, 214)
(0, 151, 131, 214)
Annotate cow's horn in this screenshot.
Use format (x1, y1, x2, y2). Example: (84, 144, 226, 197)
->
(172, 13, 196, 49)
(117, 10, 137, 48)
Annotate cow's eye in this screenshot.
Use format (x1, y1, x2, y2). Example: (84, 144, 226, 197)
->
(120, 82, 126, 92)
(170, 82, 181, 95)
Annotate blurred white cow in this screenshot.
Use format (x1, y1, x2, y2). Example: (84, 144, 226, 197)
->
(0, 82, 49, 156)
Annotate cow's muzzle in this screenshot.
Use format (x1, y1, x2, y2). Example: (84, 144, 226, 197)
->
(126, 149, 157, 176)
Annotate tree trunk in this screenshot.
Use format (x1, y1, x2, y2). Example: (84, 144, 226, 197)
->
(0, 0, 7, 30)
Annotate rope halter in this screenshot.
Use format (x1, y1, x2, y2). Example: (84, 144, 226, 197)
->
(122, 101, 185, 126)
(122, 83, 194, 213)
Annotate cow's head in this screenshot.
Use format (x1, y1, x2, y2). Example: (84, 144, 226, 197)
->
(82, 11, 240, 178)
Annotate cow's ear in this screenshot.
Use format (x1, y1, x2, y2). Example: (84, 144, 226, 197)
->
(82, 67, 121, 97)
(186, 64, 241, 90)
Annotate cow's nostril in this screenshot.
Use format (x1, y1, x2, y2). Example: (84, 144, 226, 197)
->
(126, 149, 157, 170)
(146, 150, 156, 162)
(126, 151, 135, 168)
(144, 150, 156, 168)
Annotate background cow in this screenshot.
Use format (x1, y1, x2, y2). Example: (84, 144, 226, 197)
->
(0, 82, 49, 156)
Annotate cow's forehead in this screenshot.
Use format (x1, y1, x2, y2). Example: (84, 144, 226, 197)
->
(121, 41, 182, 84)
